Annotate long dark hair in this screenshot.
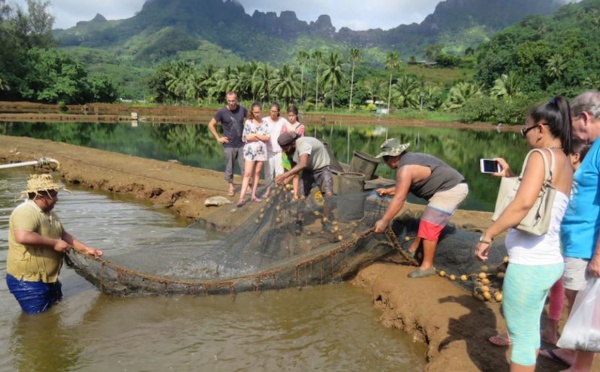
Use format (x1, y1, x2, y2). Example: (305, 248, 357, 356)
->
(528, 96, 573, 155)
(247, 101, 262, 121)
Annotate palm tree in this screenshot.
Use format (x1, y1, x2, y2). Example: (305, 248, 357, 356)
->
(443, 82, 483, 110)
(296, 51, 310, 104)
(392, 75, 421, 109)
(361, 78, 387, 104)
(215, 65, 236, 98)
(253, 62, 277, 103)
(320, 51, 345, 111)
(312, 50, 323, 107)
(385, 52, 401, 112)
(165, 61, 198, 103)
(348, 48, 361, 112)
(546, 54, 566, 82)
(274, 63, 301, 106)
(490, 72, 522, 100)
(198, 64, 217, 104)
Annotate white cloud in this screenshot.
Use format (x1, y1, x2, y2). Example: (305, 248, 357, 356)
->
(11, 0, 441, 31)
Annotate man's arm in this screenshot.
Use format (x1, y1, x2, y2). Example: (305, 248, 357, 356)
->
(62, 231, 103, 258)
(14, 230, 70, 252)
(208, 117, 229, 144)
(276, 153, 308, 184)
(374, 166, 412, 232)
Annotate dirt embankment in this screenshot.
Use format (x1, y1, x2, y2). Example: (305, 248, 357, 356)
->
(0, 134, 587, 371)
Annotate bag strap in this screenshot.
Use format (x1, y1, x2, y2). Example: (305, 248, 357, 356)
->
(519, 148, 555, 183)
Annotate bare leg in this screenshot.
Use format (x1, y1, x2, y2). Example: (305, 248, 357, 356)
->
(420, 239, 437, 270)
(562, 351, 595, 372)
(510, 361, 536, 372)
(238, 159, 254, 204)
(408, 237, 422, 254)
(251, 162, 262, 200)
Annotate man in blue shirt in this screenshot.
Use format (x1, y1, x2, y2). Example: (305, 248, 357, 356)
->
(544, 90, 600, 368)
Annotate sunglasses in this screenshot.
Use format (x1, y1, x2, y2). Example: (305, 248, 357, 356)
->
(520, 123, 548, 137)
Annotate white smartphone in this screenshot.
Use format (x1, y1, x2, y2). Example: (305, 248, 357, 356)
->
(480, 159, 502, 174)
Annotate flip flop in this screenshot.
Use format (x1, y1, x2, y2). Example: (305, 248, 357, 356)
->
(539, 349, 571, 366)
(228, 190, 235, 197)
(407, 268, 436, 279)
(236, 199, 246, 207)
(488, 333, 511, 346)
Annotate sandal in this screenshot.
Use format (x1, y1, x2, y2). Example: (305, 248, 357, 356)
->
(407, 268, 436, 279)
(236, 199, 246, 207)
(252, 197, 262, 203)
(488, 333, 511, 346)
(228, 189, 235, 197)
(539, 349, 572, 366)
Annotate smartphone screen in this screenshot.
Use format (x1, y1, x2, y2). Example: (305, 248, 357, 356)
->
(480, 159, 500, 174)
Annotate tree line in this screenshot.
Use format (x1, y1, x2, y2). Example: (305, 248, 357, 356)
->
(0, 0, 118, 104)
(2, 0, 600, 125)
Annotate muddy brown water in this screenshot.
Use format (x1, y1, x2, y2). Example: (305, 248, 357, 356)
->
(0, 169, 425, 371)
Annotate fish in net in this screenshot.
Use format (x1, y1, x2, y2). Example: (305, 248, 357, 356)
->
(66, 186, 413, 296)
(66, 184, 508, 299)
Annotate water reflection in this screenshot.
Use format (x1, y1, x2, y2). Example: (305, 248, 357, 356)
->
(2, 121, 529, 211)
(0, 169, 426, 371)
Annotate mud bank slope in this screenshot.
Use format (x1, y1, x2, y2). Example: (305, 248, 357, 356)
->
(0, 135, 589, 371)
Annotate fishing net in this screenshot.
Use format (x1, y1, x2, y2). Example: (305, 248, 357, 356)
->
(390, 209, 508, 302)
(66, 185, 414, 296)
(66, 184, 507, 299)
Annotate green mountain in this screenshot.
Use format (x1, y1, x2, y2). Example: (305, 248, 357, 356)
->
(56, 0, 564, 63)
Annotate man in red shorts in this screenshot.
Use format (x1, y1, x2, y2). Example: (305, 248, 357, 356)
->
(373, 139, 469, 278)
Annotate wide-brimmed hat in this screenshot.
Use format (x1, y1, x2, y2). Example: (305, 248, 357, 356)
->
(278, 132, 300, 147)
(375, 138, 410, 158)
(20, 174, 64, 196)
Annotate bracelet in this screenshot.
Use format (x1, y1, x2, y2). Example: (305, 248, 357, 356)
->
(479, 235, 492, 245)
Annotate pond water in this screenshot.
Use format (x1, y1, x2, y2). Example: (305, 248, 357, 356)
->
(0, 169, 426, 371)
(0, 121, 529, 211)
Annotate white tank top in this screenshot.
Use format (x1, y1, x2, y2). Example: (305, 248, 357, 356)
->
(505, 191, 568, 265)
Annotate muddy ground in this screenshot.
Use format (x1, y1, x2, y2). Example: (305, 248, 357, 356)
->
(0, 134, 593, 371)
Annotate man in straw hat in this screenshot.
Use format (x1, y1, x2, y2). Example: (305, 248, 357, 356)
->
(6, 174, 103, 314)
(372, 139, 469, 278)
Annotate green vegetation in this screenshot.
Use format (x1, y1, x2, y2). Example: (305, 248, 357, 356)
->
(2, 0, 599, 125)
(0, 0, 119, 104)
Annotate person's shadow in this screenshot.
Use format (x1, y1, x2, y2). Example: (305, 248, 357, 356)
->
(438, 295, 509, 372)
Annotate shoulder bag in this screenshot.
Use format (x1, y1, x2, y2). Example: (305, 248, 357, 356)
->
(491, 148, 557, 236)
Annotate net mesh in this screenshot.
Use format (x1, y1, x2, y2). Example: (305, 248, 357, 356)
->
(66, 185, 507, 298)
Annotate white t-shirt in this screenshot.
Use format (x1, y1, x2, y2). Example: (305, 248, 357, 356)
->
(263, 116, 289, 154)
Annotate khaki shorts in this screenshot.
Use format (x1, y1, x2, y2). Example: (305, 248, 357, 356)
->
(428, 182, 469, 213)
(563, 257, 589, 291)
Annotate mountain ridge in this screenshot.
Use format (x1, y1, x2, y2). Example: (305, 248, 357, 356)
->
(55, 0, 566, 63)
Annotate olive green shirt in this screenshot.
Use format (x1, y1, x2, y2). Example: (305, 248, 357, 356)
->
(7, 200, 64, 283)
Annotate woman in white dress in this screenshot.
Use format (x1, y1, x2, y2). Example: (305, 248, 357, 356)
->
(238, 102, 270, 207)
(262, 102, 288, 198)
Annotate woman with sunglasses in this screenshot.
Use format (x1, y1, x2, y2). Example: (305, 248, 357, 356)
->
(475, 96, 573, 372)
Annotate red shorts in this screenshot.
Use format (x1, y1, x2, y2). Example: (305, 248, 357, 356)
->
(417, 206, 452, 242)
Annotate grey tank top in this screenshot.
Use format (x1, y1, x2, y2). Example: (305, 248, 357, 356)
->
(398, 152, 465, 200)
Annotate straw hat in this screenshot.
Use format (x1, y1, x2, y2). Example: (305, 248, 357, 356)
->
(21, 174, 64, 196)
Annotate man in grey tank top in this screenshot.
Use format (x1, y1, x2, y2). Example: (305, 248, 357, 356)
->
(373, 138, 469, 278)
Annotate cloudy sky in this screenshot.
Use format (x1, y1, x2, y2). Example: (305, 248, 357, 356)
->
(11, 0, 444, 31)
